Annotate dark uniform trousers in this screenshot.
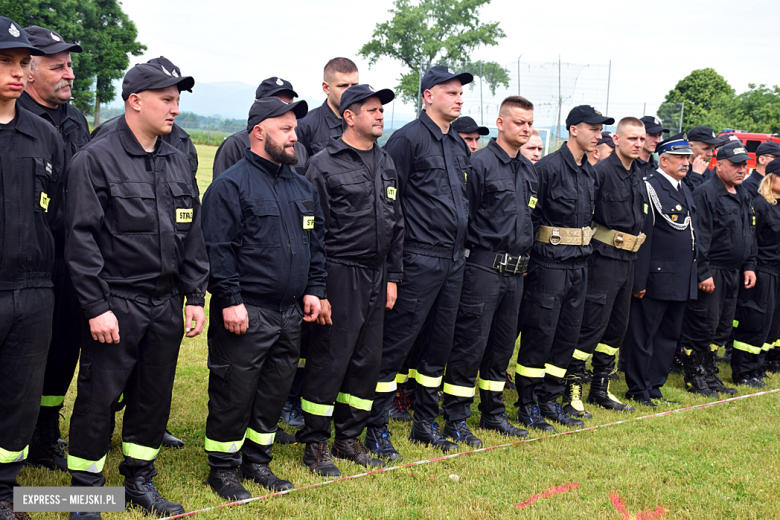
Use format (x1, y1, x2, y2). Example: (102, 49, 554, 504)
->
(570, 253, 634, 376)
(299, 262, 386, 443)
(624, 296, 686, 400)
(442, 264, 523, 421)
(68, 294, 184, 487)
(732, 269, 780, 378)
(0, 288, 53, 500)
(679, 268, 740, 355)
(515, 261, 587, 406)
(367, 251, 465, 427)
(205, 302, 301, 468)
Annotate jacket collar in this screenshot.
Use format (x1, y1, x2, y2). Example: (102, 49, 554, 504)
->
(18, 91, 81, 128)
(117, 115, 172, 157)
(486, 138, 513, 164)
(12, 105, 40, 139)
(605, 149, 634, 179)
(326, 135, 381, 159)
(419, 110, 448, 142)
(320, 100, 342, 131)
(244, 148, 295, 179)
(559, 141, 588, 172)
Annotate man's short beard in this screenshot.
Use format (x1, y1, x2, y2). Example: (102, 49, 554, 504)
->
(265, 134, 298, 165)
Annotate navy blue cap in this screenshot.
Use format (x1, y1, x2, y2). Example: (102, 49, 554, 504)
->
(640, 115, 669, 134)
(566, 105, 615, 128)
(717, 141, 749, 163)
(256, 77, 298, 100)
(687, 125, 720, 144)
(122, 58, 194, 100)
(23, 25, 82, 55)
(451, 116, 489, 135)
(339, 84, 394, 117)
(421, 66, 473, 92)
(657, 132, 693, 155)
(756, 141, 780, 158)
(597, 131, 615, 148)
(247, 97, 308, 131)
(766, 158, 780, 175)
(0, 17, 43, 55)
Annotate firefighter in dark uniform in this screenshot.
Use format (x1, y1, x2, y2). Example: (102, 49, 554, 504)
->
(732, 162, 780, 386)
(201, 97, 326, 500)
(451, 115, 488, 154)
(681, 125, 720, 192)
(742, 141, 780, 199)
(92, 57, 199, 181)
(296, 57, 359, 157)
(624, 133, 698, 408)
(679, 141, 756, 396)
(564, 118, 648, 418)
(64, 62, 209, 518)
(514, 105, 612, 432)
(0, 18, 65, 519)
(441, 96, 538, 447)
(588, 131, 615, 166)
(15, 25, 89, 471)
(636, 116, 668, 177)
(364, 66, 473, 460)
(212, 77, 309, 179)
(297, 85, 402, 476)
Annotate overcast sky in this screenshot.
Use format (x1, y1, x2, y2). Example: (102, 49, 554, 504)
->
(121, 0, 780, 121)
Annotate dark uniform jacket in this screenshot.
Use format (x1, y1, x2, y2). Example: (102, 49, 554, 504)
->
(753, 195, 780, 275)
(633, 171, 698, 301)
(305, 137, 404, 282)
(18, 91, 90, 256)
(0, 107, 65, 290)
(212, 130, 308, 179)
(741, 170, 764, 200)
(693, 176, 757, 282)
(466, 138, 537, 257)
(65, 116, 209, 319)
(92, 116, 199, 178)
(383, 110, 470, 261)
(592, 151, 648, 261)
(635, 155, 658, 178)
(296, 100, 342, 158)
(531, 142, 597, 267)
(682, 165, 715, 192)
(201, 150, 327, 310)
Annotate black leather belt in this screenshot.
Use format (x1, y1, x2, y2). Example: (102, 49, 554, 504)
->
(466, 248, 530, 274)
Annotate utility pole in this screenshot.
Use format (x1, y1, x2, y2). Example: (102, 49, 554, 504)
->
(678, 102, 685, 133)
(479, 61, 484, 125)
(556, 54, 562, 142)
(643, 102, 646, 117)
(605, 59, 611, 116)
(416, 62, 423, 119)
(517, 54, 522, 96)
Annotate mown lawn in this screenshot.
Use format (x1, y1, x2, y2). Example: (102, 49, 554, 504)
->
(19, 144, 780, 519)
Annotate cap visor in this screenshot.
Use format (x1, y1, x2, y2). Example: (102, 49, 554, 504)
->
(727, 154, 750, 163)
(666, 148, 693, 155)
(455, 72, 474, 86)
(263, 87, 299, 99)
(646, 125, 670, 134)
(0, 41, 44, 56)
(478, 126, 490, 136)
(41, 42, 82, 55)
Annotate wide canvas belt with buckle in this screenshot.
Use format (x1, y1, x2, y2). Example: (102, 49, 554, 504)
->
(592, 225, 646, 253)
(465, 248, 530, 274)
(537, 225, 594, 246)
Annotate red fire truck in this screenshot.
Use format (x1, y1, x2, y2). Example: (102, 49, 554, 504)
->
(712, 130, 780, 172)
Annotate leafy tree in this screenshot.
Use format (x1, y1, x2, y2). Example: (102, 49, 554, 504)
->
(700, 84, 780, 134)
(359, 0, 508, 108)
(657, 68, 734, 131)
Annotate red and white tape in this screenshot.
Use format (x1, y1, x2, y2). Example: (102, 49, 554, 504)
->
(161, 387, 780, 519)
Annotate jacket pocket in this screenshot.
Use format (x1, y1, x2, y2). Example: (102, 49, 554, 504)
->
(169, 182, 195, 232)
(108, 182, 157, 234)
(242, 200, 281, 248)
(295, 199, 315, 245)
(326, 170, 373, 213)
(485, 178, 517, 216)
(33, 157, 53, 214)
(600, 190, 630, 225)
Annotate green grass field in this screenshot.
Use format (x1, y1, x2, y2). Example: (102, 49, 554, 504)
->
(19, 144, 780, 519)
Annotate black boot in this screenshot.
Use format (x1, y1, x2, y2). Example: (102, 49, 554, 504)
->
(389, 390, 412, 422)
(516, 404, 555, 432)
(479, 413, 528, 438)
(562, 375, 591, 419)
(587, 373, 634, 412)
(443, 419, 483, 448)
(302, 442, 341, 477)
(682, 351, 719, 397)
(240, 461, 293, 491)
(0, 500, 31, 520)
(274, 428, 298, 445)
(331, 438, 386, 468)
(539, 401, 585, 427)
(704, 349, 737, 395)
(671, 350, 684, 375)
(124, 474, 185, 516)
(364, 426, 402, 461)
(280, 398, 304, 430)
(161, 430, 185, 449)
(207, 467, 251, 500)
(409, 420, 458, 452)
(26, 407, 67, 471)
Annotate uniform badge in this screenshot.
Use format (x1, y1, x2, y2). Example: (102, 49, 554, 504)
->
(369, 85, 376, 92)
(276, 78, 283, 86)
(528, 196, 537, 209)
(675, 204, 682, 211)
(643, 203, 648, 214)
(387, 186, 397, 200)
(8, 23, 20, 37)
(50, 32, 61, 41)
(753, 216, 756, 226)
(671, 214, 678, 222)
(176, 208, 193, 223)
(303, 215, 315, 229)
(447, 67, 455, 74)
(161, 65, 172, 76)
(40, 192, 50, 212)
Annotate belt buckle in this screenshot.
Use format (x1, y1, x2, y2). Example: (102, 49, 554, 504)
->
(612, 232, 624, 249)
(632, 233, 646, 253)
(493, 253, 508, 273)
(549, 228, 562, 245)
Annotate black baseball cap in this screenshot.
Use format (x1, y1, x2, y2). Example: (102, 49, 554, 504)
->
(451, 116, 489, 135)
(717, 141, 749, 163)
(686, 125, 720, 144)
(756, 141, 780, 158)
(566, 105, 614, 128)
(23, 25, 82, 55)
(656, 132, 693, 155)
(255, 77, 298, 100)
(640, 115, 669, 134)
(339, 84, 394, 117)
(0, 17, 43, 55)
(246, 97, 308, 131)
(597, 131, 615, 148)
(121, 59, 195, 101)
(766, 158, 780, 175)
(421, 65, 473, 92)
(717, 134, 741, 148)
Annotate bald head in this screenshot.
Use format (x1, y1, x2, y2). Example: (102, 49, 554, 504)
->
(614, 117, 646, 166)
(616, 116, 644, 136)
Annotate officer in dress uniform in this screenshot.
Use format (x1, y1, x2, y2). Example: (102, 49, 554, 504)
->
(623, 133, 698, 408)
